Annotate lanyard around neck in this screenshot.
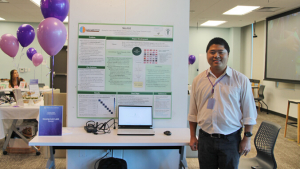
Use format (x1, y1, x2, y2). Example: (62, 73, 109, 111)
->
(206, 70, 226, 94)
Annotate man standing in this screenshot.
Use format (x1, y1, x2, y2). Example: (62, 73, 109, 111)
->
(188, 37, 257, 169)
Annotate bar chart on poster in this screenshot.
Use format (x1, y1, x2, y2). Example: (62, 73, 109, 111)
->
(77, 23, 173, 118)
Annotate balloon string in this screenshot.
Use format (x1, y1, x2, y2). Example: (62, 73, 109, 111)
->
(13, 58, 18, 69)
(52, 56, 54, 105)
(45, 57, 52, 77)
(34, 67, 36, 79)
(17, 48, 25, 70)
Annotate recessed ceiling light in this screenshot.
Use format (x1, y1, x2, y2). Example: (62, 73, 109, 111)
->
(0, 17, 5, 21)
(223, 5, 260, 15)
(63, 16, 68, 23)
(30, 0, 40, 7)
(201, 20, 226, 26)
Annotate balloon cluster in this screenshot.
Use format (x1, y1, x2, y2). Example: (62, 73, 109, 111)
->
(38, 0, 69, 56)
(0, 0, 69, 68)
(189, 55, 196, 65)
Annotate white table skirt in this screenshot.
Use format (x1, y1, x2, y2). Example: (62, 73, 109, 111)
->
(0, 101, 43, 139)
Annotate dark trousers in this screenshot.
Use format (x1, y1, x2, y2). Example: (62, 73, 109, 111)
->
(198, 129, 241, 169)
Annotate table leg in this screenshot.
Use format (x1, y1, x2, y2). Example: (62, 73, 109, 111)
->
(298, 103, 300, 144)
(10, 124, 40, 153)
(179, 146, 188, 169)
(284, 101, 290, 138)
(46, 146, 56, 169)
(2, 119, 40, 154)
(2, 119, 17, 153)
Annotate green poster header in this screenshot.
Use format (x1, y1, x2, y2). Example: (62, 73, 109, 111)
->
(154, 92, 172, 95)
(78, 91, 117, 94)
(78, 36, 106, 39)
(118, 92, 154, 95)
(78, 66, 105, 69)
(106, 37, 173, 41)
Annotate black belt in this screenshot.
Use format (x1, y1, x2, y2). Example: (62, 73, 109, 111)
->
(199, 129, 240, 139)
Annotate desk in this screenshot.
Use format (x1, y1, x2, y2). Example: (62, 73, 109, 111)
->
(29, 127, 189, 169)
(284, 99, 300, 143)
(0, 101, 43, 155)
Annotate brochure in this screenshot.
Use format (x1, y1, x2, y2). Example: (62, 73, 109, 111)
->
(38, 106, 63, 136)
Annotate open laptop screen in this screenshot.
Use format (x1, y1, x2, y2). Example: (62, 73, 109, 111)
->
(118, 105, 152, 127)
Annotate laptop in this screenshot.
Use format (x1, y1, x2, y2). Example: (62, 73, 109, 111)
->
(117, 105, 155, 136)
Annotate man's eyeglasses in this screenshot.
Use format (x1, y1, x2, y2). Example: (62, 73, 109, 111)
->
(208, 50, 227, 56)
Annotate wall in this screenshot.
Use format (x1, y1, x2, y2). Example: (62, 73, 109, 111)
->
(188, 27, 241, 84)
(229, 27, 241, 72)
(240, 24, 252, 77)
(67, 0, 189, 168)
(0, 22, 68, 86)
(244, 20, 300, 118)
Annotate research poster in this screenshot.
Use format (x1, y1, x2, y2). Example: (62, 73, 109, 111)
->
(77, 23, 173, 118)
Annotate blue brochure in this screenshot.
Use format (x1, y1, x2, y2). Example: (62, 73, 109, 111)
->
(38, 106, 63, 136)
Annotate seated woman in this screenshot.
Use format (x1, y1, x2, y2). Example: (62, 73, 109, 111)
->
(8, 69, 26, 88)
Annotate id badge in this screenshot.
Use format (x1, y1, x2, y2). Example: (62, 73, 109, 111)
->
(207, 98, 216, 109)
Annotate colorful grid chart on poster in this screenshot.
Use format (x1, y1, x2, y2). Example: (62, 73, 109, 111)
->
(77, 23, 173, 118)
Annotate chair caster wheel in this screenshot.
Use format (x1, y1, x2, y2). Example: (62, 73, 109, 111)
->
(36, 152, 41, 155)
(3, 151, 7, 155)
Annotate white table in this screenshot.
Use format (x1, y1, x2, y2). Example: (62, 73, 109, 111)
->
(30, 127, 190, 169)
(0, 88, 54, 94)
(0, 101, 43, 155)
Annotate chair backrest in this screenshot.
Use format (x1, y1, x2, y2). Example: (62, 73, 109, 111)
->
(38, 83, 45, 88)
(254, 121, 281, 169)
(258, 85, 265, 98)
(0, 91, 5, 101)
(249, 79, 260, 84)
(249, 79, 260, 87)
(0, 91, 5, 97)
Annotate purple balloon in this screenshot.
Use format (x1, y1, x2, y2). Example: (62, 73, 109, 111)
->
(27, 48, 37, 61)
(189, 55, 196, 65)
(16, 24, 35, 47)
(37, 17, 67, 56)
(32, 53, 43, 67)
(41, 0, 69, 22)
(0, 34, 19, 58)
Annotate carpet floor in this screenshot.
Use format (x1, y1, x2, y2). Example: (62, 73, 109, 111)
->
(0, 110, 299, 169)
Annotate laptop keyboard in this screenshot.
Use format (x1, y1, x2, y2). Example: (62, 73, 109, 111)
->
(117, 129, 155, 135)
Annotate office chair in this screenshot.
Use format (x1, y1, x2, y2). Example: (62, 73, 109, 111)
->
(254, 85, 268, 114)
(239, 121, 281, 169)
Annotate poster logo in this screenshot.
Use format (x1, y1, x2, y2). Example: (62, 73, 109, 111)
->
(165, 28, 172, 36)
(80, 26, 86, 33)
(132, 47, 142, 56)
(80, 26, 100, 33)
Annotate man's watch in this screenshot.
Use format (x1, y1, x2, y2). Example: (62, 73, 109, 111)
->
(244, 132, 253, 137)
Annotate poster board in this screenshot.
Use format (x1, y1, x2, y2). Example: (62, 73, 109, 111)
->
(77, 23, 173, 119)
